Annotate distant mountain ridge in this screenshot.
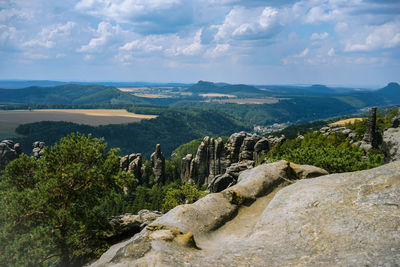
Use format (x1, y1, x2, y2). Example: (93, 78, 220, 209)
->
(0, 84, 143, 105)
(187, 80, 264, 96)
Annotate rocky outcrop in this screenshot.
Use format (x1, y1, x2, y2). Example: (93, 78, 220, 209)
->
(382, 108, 400, 163)
(188, 137, 227, 186)
(91, 160, 400, 267)
(106, 210, 162, 242)
(391, 107, 400, 128)
(32, 141, 45, 159)
(382, 128, 400, 162)
(120, 153, 143, 182)
(150, 144, 165, 183)
(181, 132, 283, 189)
(180, 154, 193, 183)
(207, 161, 254, 193)
(0, 140, 22, 169)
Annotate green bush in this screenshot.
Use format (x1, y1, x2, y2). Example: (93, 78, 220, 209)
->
(162, 183, 207, 213)
(268, 132, 383, 173)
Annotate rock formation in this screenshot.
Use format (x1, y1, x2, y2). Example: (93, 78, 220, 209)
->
(150, 144, 165, 183)
(382, 108, 400, 163)
(91, 160, 400, 267)
(362, 106, 378, 150)
(180, 154, 193, 183)
(0, 140, 22, 169)
(391, 107, 400, 128)
(181, 132, 281, 190)
(106, 210, 162, 242)
(32, 141, 45, 159)
(186, 137, 227, 186)
(120, 153, 143, 182)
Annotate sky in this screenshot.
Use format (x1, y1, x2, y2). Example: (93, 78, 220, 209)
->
(0, 0, 399, 86)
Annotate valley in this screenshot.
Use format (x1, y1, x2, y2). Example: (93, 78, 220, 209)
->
(0, 109, 157, 139)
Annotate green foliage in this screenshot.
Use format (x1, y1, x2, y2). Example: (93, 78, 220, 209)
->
(268, 132, 383, 173)
(161, 183, 208, 213)
(172, 138, 203, 159)
(0, 133, 134, 266)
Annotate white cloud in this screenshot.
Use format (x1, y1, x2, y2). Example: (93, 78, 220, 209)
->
(344, 22, 400, 52)
(23, 21, 75, 49)
(328, 48, 335, 56)
(205, 43, 230, 58)
(0, 24, 16, 44)
(304, 6, 339, 24)
(120, 36, 163, 53)
(84, 54, 94, 61)
(213, 6, 281, 42)
(75, 0, 186, 32)
(23, 52, 49, 59)
(0, 8, 31, 22)
(296, 47, 309, 57)
(165, 29, 203, 56)
(335, 22, 348, 33)
(310, 32, 329, 40)
(78, 21, 121, 53)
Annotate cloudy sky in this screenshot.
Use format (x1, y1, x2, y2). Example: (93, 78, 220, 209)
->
(0, 0, 399, 86)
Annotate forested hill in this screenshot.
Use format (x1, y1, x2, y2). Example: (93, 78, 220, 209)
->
(0, 84, 143, 105)
(186, 81, 265, 96)
(14, 109, 248, 157)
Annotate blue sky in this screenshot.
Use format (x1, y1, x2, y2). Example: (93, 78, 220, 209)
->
(0, 0, 399, 86)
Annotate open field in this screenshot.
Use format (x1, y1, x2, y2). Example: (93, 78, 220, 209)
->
(117, 87, 147, 92)
(132, 93, 167, 98)
(330, 118, 364, 126)
(0, 109, 157, 139)
(199, 93, 237, 98)
(205, 97, 281, 104)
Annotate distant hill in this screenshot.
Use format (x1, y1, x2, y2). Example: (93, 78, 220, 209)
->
(0, 80, 191, 89)
(187, 81, 265, 96)
(0, 84, 143, 105)
(0, 80, 67, 89)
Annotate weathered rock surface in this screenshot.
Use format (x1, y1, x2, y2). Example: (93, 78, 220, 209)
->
(382, 127, 400, 163)
(390, 107, 400, 128)
(150, 144, 165, 183)
(91, 160, 400, 267)
(106, 210, 162, 241)
(0, 139, 21, 169)
(32, 141, 45, 159)
(180, 154, 193, 183)
(187, 137, 227, 186)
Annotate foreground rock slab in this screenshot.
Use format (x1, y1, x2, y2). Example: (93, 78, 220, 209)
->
(91, 161, 400, 267)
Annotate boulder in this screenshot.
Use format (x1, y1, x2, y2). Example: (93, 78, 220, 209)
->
(91, 161, 399, 267)
(382, 127, 400, 163)
(106, 210, 162, 242)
